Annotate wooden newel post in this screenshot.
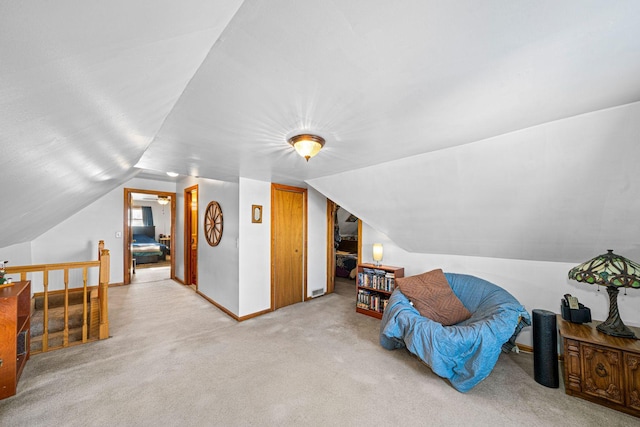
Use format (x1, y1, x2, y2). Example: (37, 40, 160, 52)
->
(98, 240, 104, 260)
(99, 249, 110, 339)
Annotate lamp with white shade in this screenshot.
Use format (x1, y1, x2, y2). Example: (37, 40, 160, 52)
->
(372, 243, 384, 267)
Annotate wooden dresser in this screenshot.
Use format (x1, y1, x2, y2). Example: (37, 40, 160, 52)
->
(0, 280, 31, 399)
(558, 315, 640, 418)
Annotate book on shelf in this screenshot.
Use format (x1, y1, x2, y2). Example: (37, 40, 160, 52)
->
(358, 267, 396, 293)
(357, 289, 371, 309)
(356, 288, 390, 313)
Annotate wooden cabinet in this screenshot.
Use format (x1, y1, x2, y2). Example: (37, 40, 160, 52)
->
(558, 315, 640, 418)
(0, 280, 31, 400)
(356, 264, 404, 319)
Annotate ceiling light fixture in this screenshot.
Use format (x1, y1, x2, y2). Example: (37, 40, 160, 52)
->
(157, 196, 170, 206)
(166, 172, 179, 177)
(288, 134, 325, 162)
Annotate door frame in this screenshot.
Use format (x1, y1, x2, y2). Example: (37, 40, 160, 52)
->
(326, 200, 338, 294)
(123, 188, 176, 285)
(184, 185, 198, 288)
(325, 200, 362, 293)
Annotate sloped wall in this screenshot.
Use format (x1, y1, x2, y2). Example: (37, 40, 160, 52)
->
(3, 177, 176, 292)
(308, 102, 640, 264)
(0, 242, 32, 269)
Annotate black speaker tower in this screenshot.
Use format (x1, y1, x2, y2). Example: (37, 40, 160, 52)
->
(532, 309, 559, 388)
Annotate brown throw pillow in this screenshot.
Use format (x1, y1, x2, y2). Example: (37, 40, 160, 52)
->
(397, 269, 471, 325)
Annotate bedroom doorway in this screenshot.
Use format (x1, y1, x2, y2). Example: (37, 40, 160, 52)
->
(326, 200, 361, 296)
(123, 188, 176, 285)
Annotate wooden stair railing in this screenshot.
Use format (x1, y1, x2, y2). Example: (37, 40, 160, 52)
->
(4, 241, 110, 354)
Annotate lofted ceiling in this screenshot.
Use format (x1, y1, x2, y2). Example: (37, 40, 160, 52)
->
(1, 1, 640, 262)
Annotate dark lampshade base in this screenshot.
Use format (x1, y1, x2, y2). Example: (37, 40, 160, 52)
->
(596, 322, 636, 338)
(597, 286, 636, 339)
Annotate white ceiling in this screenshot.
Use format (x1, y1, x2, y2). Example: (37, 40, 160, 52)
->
(2, 1, 640, 262)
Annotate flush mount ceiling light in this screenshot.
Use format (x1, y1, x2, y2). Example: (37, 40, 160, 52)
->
(166, 171, 179, 177)
(288, 134, 325, 162)
(157, 196, 170, 205)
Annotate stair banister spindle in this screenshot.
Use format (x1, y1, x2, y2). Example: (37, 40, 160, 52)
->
(43, 266, 49, 352)
(82, 267, 88, 343)
(63, 268, 69, 347)
(99, 249, 110, 340)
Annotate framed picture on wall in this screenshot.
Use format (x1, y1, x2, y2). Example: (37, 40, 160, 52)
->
(252, 205, 262, 223)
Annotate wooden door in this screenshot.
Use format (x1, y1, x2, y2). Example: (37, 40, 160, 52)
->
(272, 184, 306, 309)
(184, 186, 198, 287)
(190, 195, 198, 286)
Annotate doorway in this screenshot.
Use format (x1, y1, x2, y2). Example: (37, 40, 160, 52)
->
(123, 188, 176, 285)
(326, 200, 361, 296)
(184, 185, 198, 289)
(271, 184, 307, 310)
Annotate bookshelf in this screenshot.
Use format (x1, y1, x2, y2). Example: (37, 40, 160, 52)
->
(356, 263, 404, 319)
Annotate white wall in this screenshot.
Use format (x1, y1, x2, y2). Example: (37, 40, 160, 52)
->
(0, 242, 32, 271)
(173, 176, 192, 282)
(361, 223, 640, 348)
(5, 172, 326, 318)
(236, 181, 328, 315)
(307, 187, 328, 297)
(185, 178, 240, 314)
(14, 177, 177, 292)
(308, 103, 640, 265)
(336, 207, 358, 237)
(238, 178, 271, 317)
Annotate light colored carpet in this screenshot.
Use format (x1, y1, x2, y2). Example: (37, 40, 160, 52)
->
(131, 265, 171, 284)
(1, 278, 637, 426)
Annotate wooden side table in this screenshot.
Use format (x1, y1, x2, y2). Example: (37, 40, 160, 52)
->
(558, 315, 640, 418)
(159, 237, 171, 254)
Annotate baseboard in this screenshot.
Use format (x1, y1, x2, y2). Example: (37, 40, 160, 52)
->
(108, 282, 125, 287)
(33, 286, 97, 297)
(195, 290, 272, 322)
(516, 343, 533, 353)
(196, 290, 240, 321)
(513, 343, 564, 361)
(238, 308, 272, 321)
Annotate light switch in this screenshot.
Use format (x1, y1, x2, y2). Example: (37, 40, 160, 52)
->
(115, 231, 122, 238)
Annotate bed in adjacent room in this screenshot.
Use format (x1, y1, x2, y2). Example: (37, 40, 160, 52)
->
(336, 238, 358, 279)
(132, 225, 168, 265)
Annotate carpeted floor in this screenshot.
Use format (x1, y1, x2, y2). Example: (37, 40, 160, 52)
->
(131, 265, 171, 284)
(135, 259, 171, 270)
(0, 277, 636, 426)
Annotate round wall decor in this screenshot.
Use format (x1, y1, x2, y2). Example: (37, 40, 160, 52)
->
(204, 201, 223, 246)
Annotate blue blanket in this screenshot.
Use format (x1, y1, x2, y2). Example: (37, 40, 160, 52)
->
(380, 273, 530, 392)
